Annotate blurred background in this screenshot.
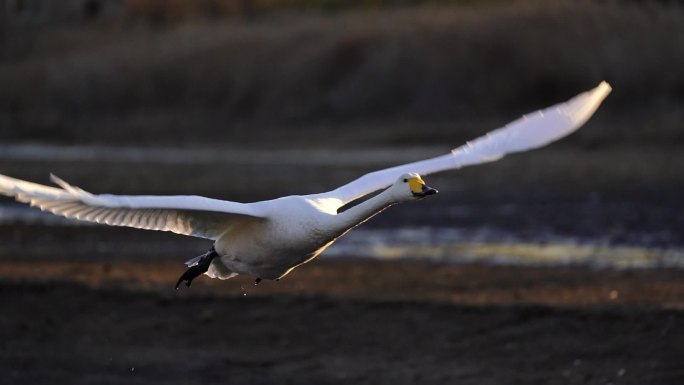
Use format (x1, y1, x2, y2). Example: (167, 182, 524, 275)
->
(1, 0, 682, 264)
(1, 1, 683, 384)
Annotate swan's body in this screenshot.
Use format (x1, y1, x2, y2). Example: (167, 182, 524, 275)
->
(0, 82, 611, 284)
(210, 194, 386, 280)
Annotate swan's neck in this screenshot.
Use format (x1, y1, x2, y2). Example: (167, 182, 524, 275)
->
(334, 189, 399, 234)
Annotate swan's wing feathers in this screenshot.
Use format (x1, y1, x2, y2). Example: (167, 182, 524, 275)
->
(0, 174, 266, 240)
(328, 81, 612, 204)
(456, 80, 611, 158)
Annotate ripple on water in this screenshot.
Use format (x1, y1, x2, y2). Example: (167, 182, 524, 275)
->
(1, 204, 682, 269)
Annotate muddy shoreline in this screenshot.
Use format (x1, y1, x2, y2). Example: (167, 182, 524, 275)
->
(1, 259, 683, 384)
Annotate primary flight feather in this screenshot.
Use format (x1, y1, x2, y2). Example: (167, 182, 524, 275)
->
(0, 82, 611, 287)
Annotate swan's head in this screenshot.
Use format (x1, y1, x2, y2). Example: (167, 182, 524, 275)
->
(392, 173, 438, 201)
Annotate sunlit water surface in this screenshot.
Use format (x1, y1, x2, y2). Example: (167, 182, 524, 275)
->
(2, 143, 682, 269)
(1, 204, 681, 269)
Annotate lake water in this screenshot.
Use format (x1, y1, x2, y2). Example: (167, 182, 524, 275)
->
(1, 143, 682, 269)
(1, 203, 681, 269)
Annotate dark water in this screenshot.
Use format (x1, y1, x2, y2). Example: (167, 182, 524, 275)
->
(2, 201, 682, 269)
(1, 143, 682, 269)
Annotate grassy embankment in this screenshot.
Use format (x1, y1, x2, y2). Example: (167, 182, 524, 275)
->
(1, 1, 682, 148)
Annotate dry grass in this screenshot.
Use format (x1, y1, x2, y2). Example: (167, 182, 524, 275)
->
(122, 0, 508, 22)
(1, 1, 683, 147)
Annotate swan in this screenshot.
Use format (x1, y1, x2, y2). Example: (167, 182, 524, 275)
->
(0, 82, 611, 288)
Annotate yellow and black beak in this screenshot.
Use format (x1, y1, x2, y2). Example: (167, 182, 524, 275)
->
(408, 177, 438, 198)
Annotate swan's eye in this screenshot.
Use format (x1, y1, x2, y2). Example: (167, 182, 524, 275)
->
(403, 179, 408, 183)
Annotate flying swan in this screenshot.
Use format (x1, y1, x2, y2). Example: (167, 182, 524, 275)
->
(0, 82, 611, 288)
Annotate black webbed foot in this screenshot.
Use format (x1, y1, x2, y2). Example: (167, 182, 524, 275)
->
(175, 248, 218, 289)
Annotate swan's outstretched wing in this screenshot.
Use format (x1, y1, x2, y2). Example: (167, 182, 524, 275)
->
(325, 81, 612, 205)
(0, 174, 267, 240)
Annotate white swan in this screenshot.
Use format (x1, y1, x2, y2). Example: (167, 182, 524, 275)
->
(0, 82, 611, 287)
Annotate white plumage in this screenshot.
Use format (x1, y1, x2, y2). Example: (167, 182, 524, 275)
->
(0, 82, 611, 284)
